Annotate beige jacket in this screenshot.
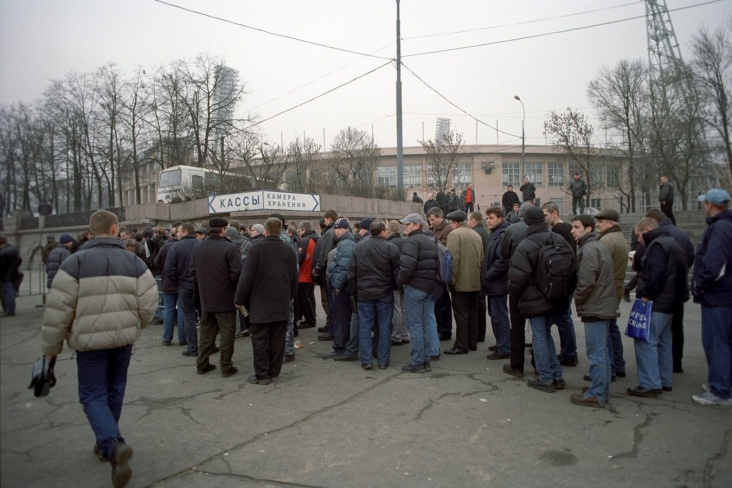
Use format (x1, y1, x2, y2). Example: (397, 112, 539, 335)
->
(446, 224, 484, 292)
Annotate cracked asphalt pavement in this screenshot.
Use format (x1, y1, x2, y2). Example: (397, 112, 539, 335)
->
(1, 295, 730, 487)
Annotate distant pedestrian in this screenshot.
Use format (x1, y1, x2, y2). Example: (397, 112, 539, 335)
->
(423, 192, 439, 214)
(502, 185, 520, 217)
(46, 233, 73, 290)
(0, 235, 21, 317)
(462, 183, 476, 213)
(520, 177, 536, 203)
(412, 192, 423, 204)
(569, 172, 587, 215)
(658, 175, 676, 225)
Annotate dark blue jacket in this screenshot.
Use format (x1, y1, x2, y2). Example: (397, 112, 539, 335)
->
(164, 234, 198, 292)
(692, 209, 732, 307)
(638, 227, 687, 313)
(482, 221, 509, 296)
(658, 218, 694, 268)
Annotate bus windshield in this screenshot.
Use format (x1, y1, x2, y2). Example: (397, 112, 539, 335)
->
(159, 169, 182, 188)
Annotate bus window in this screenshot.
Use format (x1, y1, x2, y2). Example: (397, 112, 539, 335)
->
(191, 174, 204, 189)
(160, 169, 182, 188)
(204, 172, 221, 185)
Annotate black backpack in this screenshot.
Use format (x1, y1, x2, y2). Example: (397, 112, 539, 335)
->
(527, 233, 577, 300)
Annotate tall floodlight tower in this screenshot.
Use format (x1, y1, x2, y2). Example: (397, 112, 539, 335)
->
(644, 0, 686, 85)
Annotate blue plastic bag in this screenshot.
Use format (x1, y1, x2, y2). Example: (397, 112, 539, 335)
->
(625, 298, 652, 343)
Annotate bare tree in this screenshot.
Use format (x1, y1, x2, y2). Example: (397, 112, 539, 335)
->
(285, 136, 322, 193)
(588, 59, 653, 211)
(690, 24, 732, 183)
(420, 130, 465, 194)
(328, 127, 381, 197)
(95, 63, 126, 207)
(544, 108, 602, 207)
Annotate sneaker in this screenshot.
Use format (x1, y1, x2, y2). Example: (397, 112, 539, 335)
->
(486, 351, 511, 360)
(402, 363, 426, 374)
(502, 363, 524, 379)
(110, 440, 133, 488)
(570, 392, 603, 408)
(527, 377, 556, 393)
(692, 390, 732, 406)
(702, 383, 710, 392)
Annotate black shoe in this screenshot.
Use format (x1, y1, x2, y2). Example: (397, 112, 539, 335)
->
(151, 317, 164, 325)
(283, 355, 295, 363)
(503, 363, 524, 379)
(662, 386, 673, 392)
(558, 356, 579, 367)
(527, 377, 556, 393)
(402, 363, 426, 374)
(299, 322, 316, 329)
(362, 363, 373, 370)
(623, 290, 631, 302)
(161, 341, 172, 347)
(468, 346, 477, 351)
(378, 363, 389, 369)
(93, 443, 109, 463)
(333, 354, 357, 361)
(317, 325, 329, 333)
(616, 372, 627, 378)
(222, 366, 238, 378)
(235, 330, 251, 338)
(431, 354, 440, 361)
(110, 440, 133, 488)
(627, 385, 662, 397)
(178, 341, 188, 346)
(424, 360, 432, 372)
(318, 333, 334, 341)
(488, 345, 498, 352)
(444, 347, 468, 355)
(181, 350, 198, 357)
(486, 351, 511, 360)
(439, 333, 452, 341)
(197, 363, 217, 375)
(247, 375, 271, 385)
(391, 340, 404, 346)
(673, 366, 684, 373)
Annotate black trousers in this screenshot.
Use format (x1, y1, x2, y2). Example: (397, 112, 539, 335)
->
(477, 291, 487, 341)
(331, 290, 352, 353)
(672, 301, 685, 371)
(250, 320, 287, 380)
(509, 294, 527, 371)
(319, 285, 330, 328)
(661, 202, 676, 225)
(296, 282, 317, 326)
(451, 291, 478, 352)
(434, 285, 453, 336)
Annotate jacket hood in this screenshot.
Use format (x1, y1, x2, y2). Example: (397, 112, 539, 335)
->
(85, 237, 124, 250)
(642, 226, 670, 245)
(707, 208, 732, 225)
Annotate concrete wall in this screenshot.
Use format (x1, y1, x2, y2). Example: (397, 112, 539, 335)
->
(2, 194, 422, 266)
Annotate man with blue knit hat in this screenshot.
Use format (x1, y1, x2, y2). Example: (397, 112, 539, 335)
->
(692, 189, 732, 406)
(46, 233, 74, 290)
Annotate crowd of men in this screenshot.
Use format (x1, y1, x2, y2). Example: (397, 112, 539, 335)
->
(0, 179, 729, 487)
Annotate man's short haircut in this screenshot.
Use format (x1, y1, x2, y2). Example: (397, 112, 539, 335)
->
(124, 238, 137, 249)
(542, 202, 559, 214)
(229, 220, 241, 230)
(485, 207, 504, 219)
(265, 217, 283, 236)
(571, 214, 595, 231)
(426, 207, 443, 218)
(645, 208, 666, 223)
(324, 209, 338, 221)
(298, 221, 313, 232)
(319, 218, 326, 229)
(179, 223, 195, 235)
(574, 172, 580, 176)
(89, 210, 118, 236)
(635, 217, 659, 232)
(388, 220, 402, 234)
(468, 211, 482, 223)
(370, 220, 387, 236)
(507, 185, 513, 189)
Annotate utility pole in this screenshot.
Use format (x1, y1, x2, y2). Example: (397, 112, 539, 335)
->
(395, 0, 404, 197)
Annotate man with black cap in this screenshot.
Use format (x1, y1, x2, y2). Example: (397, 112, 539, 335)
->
(444, 210, 484, 355)
(190, 217, 242, 378)
(508, 205, 575, 393)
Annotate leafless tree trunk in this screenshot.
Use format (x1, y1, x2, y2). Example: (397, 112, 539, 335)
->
(420, 131, 465, 194)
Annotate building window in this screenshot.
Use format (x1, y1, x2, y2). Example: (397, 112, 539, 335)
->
(607, 164, 619, 188)
(377, 166, 397, 188)
(548, 162, 564, 186)
(404, 164, 422, 188)
(502, 162, 520, 187)
(452, 162, 472, 187)
(525, 162, 543, 186)
(590, 165, 604, 187)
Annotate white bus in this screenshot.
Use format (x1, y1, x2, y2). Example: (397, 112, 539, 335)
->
(157, 165, 228, 203)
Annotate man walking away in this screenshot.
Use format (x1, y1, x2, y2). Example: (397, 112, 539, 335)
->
(236, 218, 298, 385)
(691, 189, 732, 406)
(42, 210, 157, 487)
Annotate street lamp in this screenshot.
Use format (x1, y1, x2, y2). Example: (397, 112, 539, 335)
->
(514, 95, 525, 182)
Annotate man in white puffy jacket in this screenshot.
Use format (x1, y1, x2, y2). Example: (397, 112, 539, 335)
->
(42, 209, 157, 488)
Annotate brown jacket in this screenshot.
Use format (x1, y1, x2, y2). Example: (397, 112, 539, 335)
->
(599, 225, 629, 303)
(446, 224, 484, 292)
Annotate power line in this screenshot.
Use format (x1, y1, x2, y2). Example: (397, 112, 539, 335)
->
(403, 0, 724, 58)
(404, 1, 639, 40)
(400, 62, 521, 139)
(153, 0, 392, 61)
(242, 61, 392, 131)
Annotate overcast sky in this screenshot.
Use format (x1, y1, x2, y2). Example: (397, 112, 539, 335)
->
(1, 0, 729, 151)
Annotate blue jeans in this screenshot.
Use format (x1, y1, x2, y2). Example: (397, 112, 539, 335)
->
(607, 317, 626, 375)
(163, 293, 185, 343)
(555, 302, 577, 361)
(77, 345, 132, 459)
(584, 320, 611, 406)
(1, 281, 15, 314)
(701, 306, 732, 399)
(529, 316, 563, 383)
(358, 294, 394, 366)
(178, 288, 198, 352)
(488, 294, 510, 354)
(154, 275, 164, 320)
(634, 311, 673, 390)
(404, 286, 437, 365)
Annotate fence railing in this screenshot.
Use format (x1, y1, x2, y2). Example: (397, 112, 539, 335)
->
(16, 262, 47, 298)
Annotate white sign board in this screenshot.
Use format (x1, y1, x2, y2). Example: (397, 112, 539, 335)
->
(262, 191, 320, 212)
(208, 191, 320, 214)
(208, 191, 263, 214)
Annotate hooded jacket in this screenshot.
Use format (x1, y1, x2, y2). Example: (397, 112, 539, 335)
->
(574, 233, 619, 321)
(692, 209, 732, 307)
(42, 238, 157, 355)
